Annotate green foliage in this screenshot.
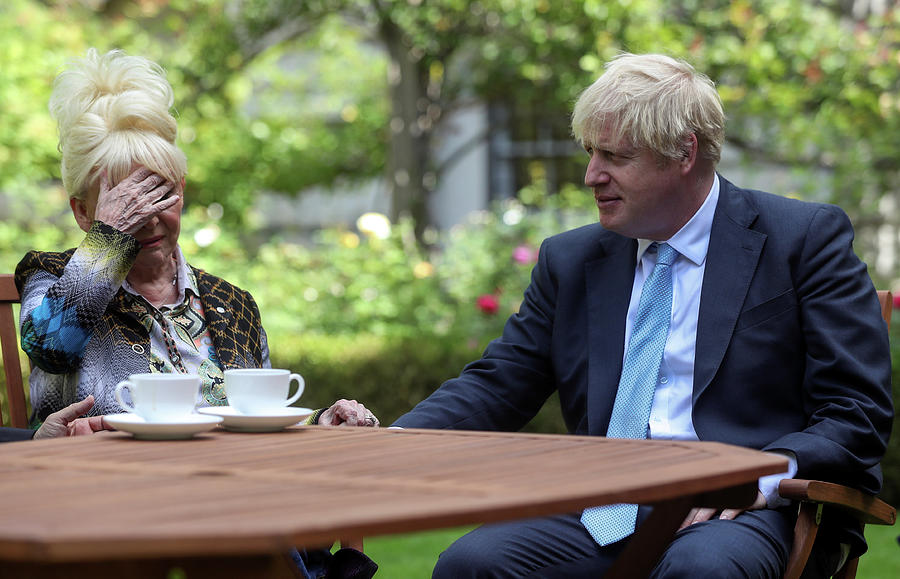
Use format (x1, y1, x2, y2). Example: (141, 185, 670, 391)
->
(178, 178, 595, 345)
(0, 1, 388, 228)
(171, 12, 390, 220)
(690, 0, 900, 224)
(4, 0, 900, 239)
(270, 332, 477, 426)
(0, 1, 71, 188)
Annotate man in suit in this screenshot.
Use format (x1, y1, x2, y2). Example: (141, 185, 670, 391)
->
(0, 396, 108, 443)
(393, 53, 893, 578)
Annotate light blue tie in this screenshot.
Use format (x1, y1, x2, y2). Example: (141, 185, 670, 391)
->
(581, 242, 678, 546)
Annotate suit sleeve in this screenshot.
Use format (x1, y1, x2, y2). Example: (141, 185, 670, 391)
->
(0, 427, 36, 443)
(764, 205, 893, 491)
(393, 238, 560, 430)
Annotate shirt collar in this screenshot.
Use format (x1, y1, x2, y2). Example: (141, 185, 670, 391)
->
(635, 174, 719, 267)
(173, 246, 199, 300)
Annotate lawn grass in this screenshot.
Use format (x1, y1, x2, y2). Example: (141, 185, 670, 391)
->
(857, 523, 900, 579)
(365, 523, 899, 578)
(364, 526, 472, 578)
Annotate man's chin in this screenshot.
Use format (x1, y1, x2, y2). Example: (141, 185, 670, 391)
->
(597, 211, 622, 233)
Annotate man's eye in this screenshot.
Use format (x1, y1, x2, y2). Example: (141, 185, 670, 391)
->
(607, 150, 633, 161)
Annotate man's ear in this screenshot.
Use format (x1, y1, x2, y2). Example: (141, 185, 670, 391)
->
(69, 197, 94, 233)
(679, 133, 699, 174)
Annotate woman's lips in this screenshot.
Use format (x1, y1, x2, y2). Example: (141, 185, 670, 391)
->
(139, 236, 164, 248)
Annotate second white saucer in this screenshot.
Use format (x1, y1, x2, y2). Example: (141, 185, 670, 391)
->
(197, 406, 314, 432)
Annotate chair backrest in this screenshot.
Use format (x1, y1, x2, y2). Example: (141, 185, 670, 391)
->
(0, 273, 28, 428)
(877, 290, 893, 330)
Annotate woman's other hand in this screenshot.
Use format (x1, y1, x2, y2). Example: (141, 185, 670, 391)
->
(318, 399, 380, 427)
(33, 395, 112, 439)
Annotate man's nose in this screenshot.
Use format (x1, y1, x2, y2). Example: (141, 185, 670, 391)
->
(585, 154, 609, 186)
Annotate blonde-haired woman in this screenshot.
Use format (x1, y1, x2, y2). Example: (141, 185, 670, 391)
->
(15, 49, 378, 432)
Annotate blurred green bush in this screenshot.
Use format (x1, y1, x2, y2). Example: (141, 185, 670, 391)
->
(193, 181, 588, 432)
(270, 332, 564, 432)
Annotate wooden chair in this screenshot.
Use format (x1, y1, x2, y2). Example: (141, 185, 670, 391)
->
(779, 290, 897, 579)
(0, 273, 28, 428)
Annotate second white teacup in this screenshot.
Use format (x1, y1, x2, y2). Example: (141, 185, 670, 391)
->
(114, 373, 200, 422)
(225, 368, 305, 415)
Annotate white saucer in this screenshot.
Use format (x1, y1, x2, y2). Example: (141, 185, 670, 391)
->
(197, 406, 314, 433)
(104, 413, 223, 440)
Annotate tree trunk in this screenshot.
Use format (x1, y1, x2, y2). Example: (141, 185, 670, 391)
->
(379, 18, 432, 236)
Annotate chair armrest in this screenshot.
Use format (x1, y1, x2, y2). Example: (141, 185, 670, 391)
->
(778, 479, 896, 526)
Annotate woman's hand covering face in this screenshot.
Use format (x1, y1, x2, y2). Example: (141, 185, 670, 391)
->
(93, 167, 179, 235)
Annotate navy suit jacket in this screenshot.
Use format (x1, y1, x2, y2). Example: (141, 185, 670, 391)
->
(0, 428, 35, 443)
(395, 177, 893, 553)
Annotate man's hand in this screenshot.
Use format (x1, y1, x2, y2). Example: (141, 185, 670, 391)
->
(33, 396, 111, 440)
(318, 399, 379, 427)
(678, 491, 768, 530)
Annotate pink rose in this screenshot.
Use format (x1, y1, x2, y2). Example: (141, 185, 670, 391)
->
(512, 245, 536, 265)
(476, 294, 500, 315)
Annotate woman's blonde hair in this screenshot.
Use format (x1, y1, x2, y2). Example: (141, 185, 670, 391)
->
(572, 53, 725, 163)
(49, 48, 187, 199)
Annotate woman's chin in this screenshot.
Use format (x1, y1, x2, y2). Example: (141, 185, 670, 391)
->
(133, 248, 175, 271)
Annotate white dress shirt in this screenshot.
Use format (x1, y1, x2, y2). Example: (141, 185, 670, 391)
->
(623, 175, 796, 507)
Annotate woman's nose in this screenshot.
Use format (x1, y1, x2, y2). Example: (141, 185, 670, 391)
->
(142, 214, 160, 230)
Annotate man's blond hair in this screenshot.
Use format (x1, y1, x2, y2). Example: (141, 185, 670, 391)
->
(572, 53, 725, 164)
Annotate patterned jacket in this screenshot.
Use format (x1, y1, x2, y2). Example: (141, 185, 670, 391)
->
(15, 222, 269, 421)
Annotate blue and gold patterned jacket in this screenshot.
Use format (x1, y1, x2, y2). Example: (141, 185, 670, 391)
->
(15, 221, 269, 422)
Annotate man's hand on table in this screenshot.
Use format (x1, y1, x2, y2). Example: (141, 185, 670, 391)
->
(318, 399, 380, 427)
(678, 491, 768, 530)
(33, 395, 112, 439)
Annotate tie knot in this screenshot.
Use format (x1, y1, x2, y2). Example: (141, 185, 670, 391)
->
(655, 243, 677, 266)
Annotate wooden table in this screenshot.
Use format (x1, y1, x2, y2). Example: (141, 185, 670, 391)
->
(0, 426, 786, 578)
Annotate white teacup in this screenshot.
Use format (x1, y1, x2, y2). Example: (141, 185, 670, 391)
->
(114, 373, 200, 422)
(225, 368, 305, 415)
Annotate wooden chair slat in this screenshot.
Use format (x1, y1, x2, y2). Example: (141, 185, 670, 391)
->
(0, 274, 28, 428)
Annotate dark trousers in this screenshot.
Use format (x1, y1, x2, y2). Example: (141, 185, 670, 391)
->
(432, 507, 804, 579)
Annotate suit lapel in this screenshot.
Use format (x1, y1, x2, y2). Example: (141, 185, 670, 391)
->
(693, 179, 767, 400)
(586, 235, 637, 436)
